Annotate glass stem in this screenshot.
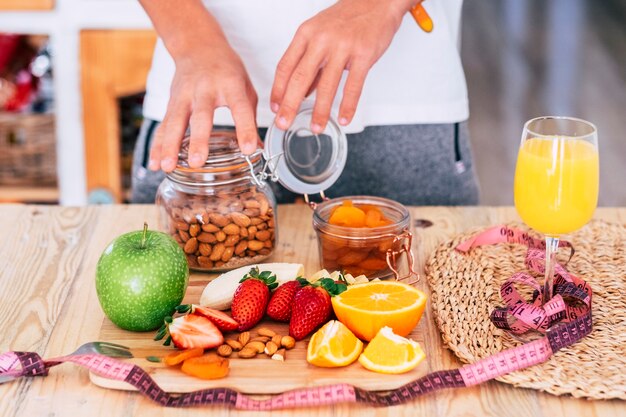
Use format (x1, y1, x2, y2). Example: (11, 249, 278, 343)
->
(543, 236, 559, 305)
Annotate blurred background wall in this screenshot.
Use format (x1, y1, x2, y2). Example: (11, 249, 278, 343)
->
(0, 0, 624, 206)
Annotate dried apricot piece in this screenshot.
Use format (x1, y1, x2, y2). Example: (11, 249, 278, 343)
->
(337, 250, 369, 266)
(329, 206, 366, 227)
(364, 209, 382, 228)
(181, 354, 230, 380)
(359, 258, 389, 271)
(164, 347, 204, 366)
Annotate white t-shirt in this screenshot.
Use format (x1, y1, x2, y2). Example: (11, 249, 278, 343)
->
(143, 0, 468, 133)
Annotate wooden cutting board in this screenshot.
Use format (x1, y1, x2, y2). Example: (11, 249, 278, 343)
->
(90, 274, 429, 394)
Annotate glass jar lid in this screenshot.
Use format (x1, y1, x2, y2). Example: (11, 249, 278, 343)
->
(168, 129, 263, 186)
(263, 106, 347, 195)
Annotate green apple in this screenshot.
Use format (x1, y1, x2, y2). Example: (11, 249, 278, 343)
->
(96, 223, 189, 331)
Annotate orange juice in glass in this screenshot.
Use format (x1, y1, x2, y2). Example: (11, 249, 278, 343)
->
(514, 117, 598, 315)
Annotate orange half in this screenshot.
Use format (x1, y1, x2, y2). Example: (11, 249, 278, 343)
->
(331, 281, 427, 341)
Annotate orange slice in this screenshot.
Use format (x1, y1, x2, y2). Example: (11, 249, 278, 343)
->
(306, 320, 364, 367)
(358, 326, 426, 374)
(331, 281, 427, 341)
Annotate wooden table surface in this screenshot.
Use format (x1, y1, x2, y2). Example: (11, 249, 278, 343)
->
(0, 204, 624, 417)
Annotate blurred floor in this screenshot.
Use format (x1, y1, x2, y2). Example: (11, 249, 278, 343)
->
(462, 0, 626, 206)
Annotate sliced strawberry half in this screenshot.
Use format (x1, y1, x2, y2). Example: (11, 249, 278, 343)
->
(155, 314, 223, 350)
(175, 304, 239, 332)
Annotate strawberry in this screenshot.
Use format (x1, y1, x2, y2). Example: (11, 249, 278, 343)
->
(154, 314, 223, 350)
(175, 304, 239, 332)
(231, 267, 278, 331)
(289, 278, 347, 340)
(267, 280, 303, 322)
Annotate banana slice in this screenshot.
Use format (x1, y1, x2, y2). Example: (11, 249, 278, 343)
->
(199, 263, 304, 310)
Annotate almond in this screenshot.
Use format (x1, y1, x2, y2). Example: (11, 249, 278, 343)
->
(255, 230, 271, 242)
(199, 242, 212, 256)
(243, 208, 260, 217)
(247, 226, 257, 239)
(250, 336, 270, 343)
(234, 240, 248, 255)
(259, 198, 269, 216)
(209, 243, 226, 261)
(217, 344, 233, 357)
(201, 223, 220, 233)
(183, 237, 199, 254)
(189, 223, 200, 237)
(248, 240, 264, 251)
(182, 208, 197, 224)
(221, 246, 234, 262)
(257, 327, 276, 338)
(225, 339, 243, 351)
(178, 230, 190, 242)
(174, 220, 189, 231)
(244, 200, 261, 209)
(264, 341, 278, 356)
(186, 254, 198, 267)
(250, 217, 263, 226)
(215, 231, 226, 242)
(256, 222, 268, 231)
(238, 332, 250, 346)
(271, 334, 283, 347)
(237, 347, 257, 359)
(230, 201, 244, 212)
(264, 239, 273, 249)
(230, 212, 251, 228)
(245, 341, 266, 354)
(271, 348, 286, 362)
(209, 213, 230, 227)
(239, 226, 249, 238)
(222, 223, 240, 236)
(224, 234, 240, 247)
(281, 336, 295, 350)
(197, 232, 217, 244)
(197, 256, 213, 269)
(199, 212, 209, 225)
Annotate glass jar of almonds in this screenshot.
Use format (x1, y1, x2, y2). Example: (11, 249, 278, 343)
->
(156, 130, 277, 272)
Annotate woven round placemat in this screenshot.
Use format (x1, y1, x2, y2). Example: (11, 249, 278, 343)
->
(425, 219, 626, 400)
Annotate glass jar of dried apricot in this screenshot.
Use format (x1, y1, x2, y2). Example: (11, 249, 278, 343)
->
(312, 196, 416, 280)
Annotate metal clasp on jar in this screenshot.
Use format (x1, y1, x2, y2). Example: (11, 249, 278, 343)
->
(385, 229, 420, 284)
(244, 153, 284, 188)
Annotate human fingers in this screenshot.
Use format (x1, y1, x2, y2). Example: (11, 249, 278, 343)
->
(310, 56, 347, 133)
(338, 60, 369, 126)
(270, 29, 308, 113)
(227, 88, 259, 155)
(274, 49, 325, 130)
(159, 99, 191, 172)
(148, 123, 164, 171)
(188, 94, 215, 168)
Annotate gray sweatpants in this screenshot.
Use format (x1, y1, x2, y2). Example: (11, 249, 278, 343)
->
(131, 120, 480, 206)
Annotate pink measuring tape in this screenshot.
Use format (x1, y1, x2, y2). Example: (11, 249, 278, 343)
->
(0, 226, 593, 410)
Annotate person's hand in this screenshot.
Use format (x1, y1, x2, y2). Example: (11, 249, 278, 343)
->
(148, 36, 259, 173)
(270, 0, 417, 133)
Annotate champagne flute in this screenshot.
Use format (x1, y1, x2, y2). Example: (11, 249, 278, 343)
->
(514, 116, 599, 327)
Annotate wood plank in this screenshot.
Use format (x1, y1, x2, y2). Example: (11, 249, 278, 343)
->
(0, 205, 99, 417)
(16, 205, 158, 417)
(80, 30, 156, 203)
(0, 0, 53, 10)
